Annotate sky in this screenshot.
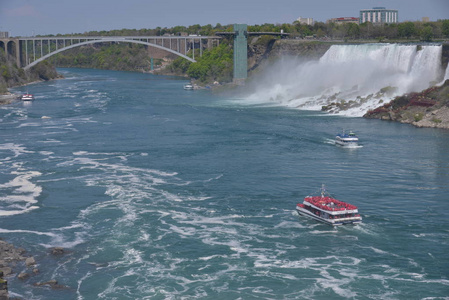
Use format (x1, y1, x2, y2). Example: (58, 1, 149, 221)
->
(1, 0, 448, 37)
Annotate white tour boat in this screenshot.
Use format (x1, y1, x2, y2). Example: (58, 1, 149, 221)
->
(183, 83, 194, 90)
(335, 130, 358, 147)
(21, 93, 35, 101)
(296, 185, 362, 226)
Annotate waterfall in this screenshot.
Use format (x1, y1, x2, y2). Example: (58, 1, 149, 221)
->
(247, 44, 444, 117)
(441, 62, 449, 83)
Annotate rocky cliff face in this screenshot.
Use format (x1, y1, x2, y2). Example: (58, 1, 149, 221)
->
(247, 39, 331, 76)
(0, 50, 61, 95)
(363, 80, 449, 129)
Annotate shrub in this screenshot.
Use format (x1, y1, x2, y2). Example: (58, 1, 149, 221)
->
(414, 113, 424, 122)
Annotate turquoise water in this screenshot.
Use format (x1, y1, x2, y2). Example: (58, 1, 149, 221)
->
(1, 68, 448, 299)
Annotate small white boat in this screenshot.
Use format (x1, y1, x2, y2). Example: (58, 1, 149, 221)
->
(21, 93, 34, 101)
(335, 130, 358, 147)
(183, 84, 194, 90)
(296, 185, 362, 226)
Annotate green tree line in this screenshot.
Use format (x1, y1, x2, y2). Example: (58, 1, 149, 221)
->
(51, 43, 162, 71)
(36, 19, 449, 42)
(168, 42, 233, 83)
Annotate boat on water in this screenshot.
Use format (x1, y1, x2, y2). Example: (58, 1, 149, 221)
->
(296, 185, 362, 226)
(335, 130, 358, 147)
(21, 93, 34, 101)
(183, 84, 194, 90)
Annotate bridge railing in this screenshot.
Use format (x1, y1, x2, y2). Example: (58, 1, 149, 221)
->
(16, 35, 221, 69)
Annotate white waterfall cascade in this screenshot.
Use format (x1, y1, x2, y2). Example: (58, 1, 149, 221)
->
(441, 60, 449, 83)
(247, 44, 444, 117)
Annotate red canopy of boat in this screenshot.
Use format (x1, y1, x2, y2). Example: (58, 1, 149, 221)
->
(304, 196, 357, 211)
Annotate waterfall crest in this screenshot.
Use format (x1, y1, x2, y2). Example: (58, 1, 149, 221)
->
(247, 44, 444, 117)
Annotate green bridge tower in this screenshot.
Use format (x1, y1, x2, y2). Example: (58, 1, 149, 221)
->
(233, 24, 248, 85)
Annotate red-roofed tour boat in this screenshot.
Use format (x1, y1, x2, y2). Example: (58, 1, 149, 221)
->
(296, 184, 362, 226)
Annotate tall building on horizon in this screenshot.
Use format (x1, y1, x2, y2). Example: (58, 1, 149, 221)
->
(359, 7, 398, 25)
(296, 17, 314, 26)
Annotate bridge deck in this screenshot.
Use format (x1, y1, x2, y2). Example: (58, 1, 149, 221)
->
(17, 36, 220, 41)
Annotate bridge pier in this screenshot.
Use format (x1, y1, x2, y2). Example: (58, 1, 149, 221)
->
(233, 24, 248, 85)
(0, 38, 21, 68)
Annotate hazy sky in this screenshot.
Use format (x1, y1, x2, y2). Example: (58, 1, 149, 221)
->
(1, 0, 448, 37)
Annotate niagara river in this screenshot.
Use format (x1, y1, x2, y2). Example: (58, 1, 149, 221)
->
(1, 60, 449, 298)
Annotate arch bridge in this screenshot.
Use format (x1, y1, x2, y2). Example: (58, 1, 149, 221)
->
(0, 35, 221, 70)
(1, 25, 289, 83)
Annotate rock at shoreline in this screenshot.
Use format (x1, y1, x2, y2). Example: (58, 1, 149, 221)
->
(0, 240, 71, 298)
(50, 247, 66, 256)
(33, 279, 68, 290)
(18, 272, 30, 280)
(0, 240, 27, 265)
(25, 257, 36, 267)
(0, 239, 29, 299)
(364, 80, 449, 129)
(0, 93, 20, 106)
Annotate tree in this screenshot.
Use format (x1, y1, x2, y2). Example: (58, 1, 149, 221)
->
(384, 23, 398, 39)
(345, 23, 360, 39)
(199, 24, 213, 36)
(442, 20, 449, 38)
(359, 22, 374, 39)
(420, 25, 433, 41)
(295, 24, 313, 37)
(186, 42, 233, 83)
(187, 24, 201, 35)
(398, 22, 416, 39)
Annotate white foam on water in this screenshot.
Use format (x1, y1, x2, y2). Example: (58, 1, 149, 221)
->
(310, 229, 339, 235)
(0, 206, 39, 216)
(199, 254, 228, 261)
(123, 248, 144, 264)
(0, 168, 42, 216)
(0, 228, 57, 237)
(38, 138, 62, 144)
(17, 122, 41, 128)
(274, 220, 307, 229)
(317, 276, 358, 298)
(0, 143, 34, 160)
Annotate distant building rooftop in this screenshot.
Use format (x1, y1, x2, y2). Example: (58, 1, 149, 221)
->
(328, 17, 359, 24)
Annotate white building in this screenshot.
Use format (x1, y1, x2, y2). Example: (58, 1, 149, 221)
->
(359, 7, 398, 25)
(296, 17, 314, 26)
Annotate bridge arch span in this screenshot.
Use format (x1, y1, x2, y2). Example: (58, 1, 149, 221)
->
(24, 38, 196, 70)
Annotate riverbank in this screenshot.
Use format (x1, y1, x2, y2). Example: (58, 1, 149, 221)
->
(0, 93, 20, 106)
(0, 239, 69, 299)
(364, 80, 449, 129)
(0, 239, 28, 299)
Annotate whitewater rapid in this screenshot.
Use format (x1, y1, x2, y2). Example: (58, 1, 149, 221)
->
(248, 44, 445, 117)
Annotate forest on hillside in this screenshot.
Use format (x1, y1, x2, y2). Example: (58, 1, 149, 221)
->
(0, 48, 60, 93)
